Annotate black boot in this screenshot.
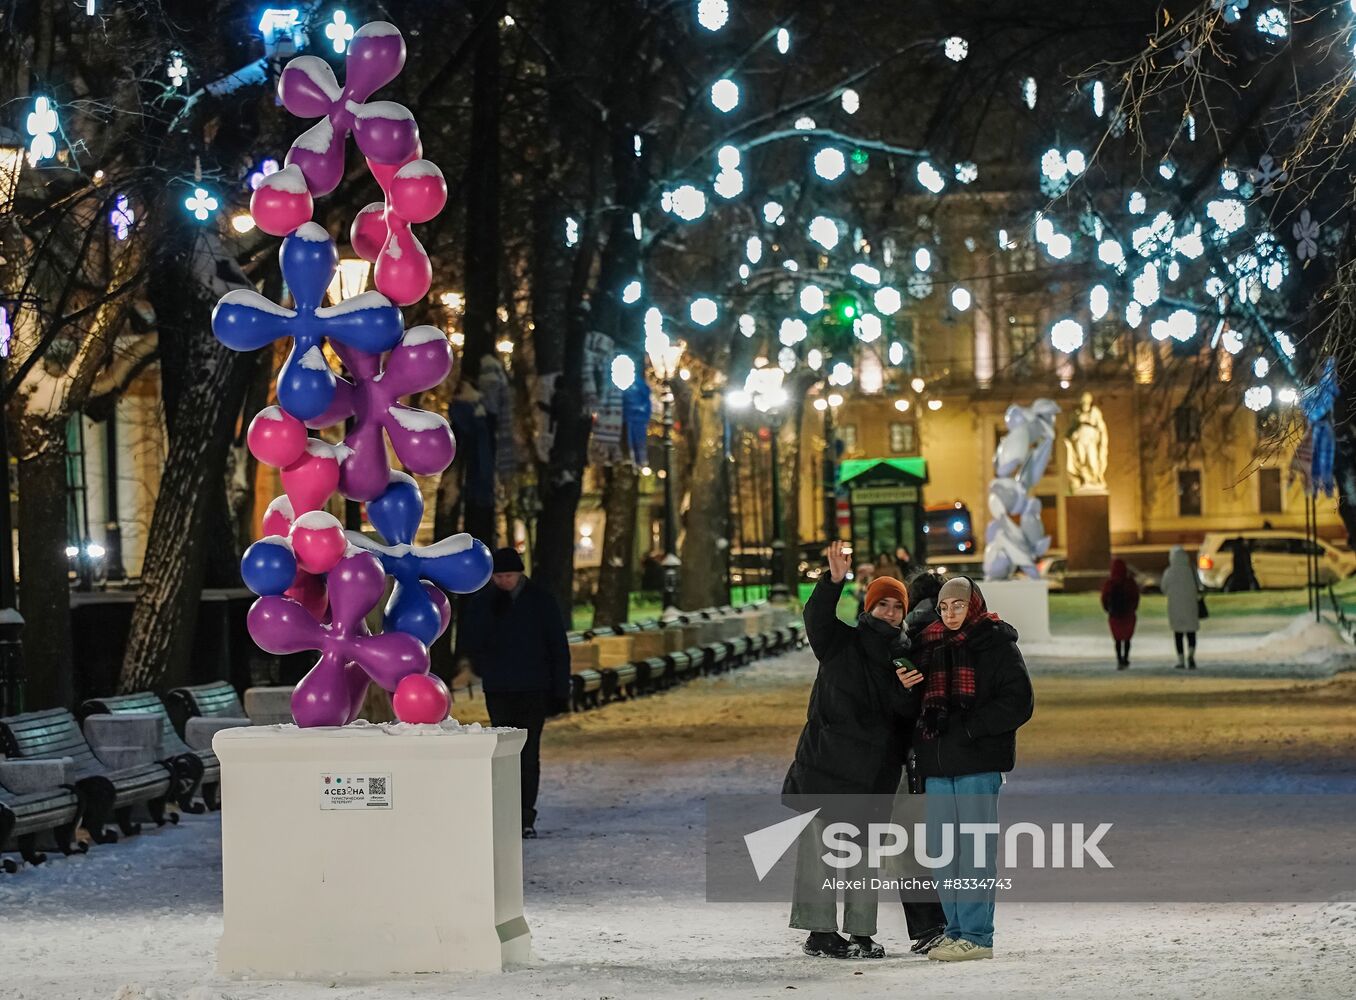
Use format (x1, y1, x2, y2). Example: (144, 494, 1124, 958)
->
(802, 931, 849, 958)
(847, 935, 886, 959)
(910, 927, 948, 955)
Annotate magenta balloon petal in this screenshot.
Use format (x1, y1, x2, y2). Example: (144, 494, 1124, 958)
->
(340, 630, 429, 691)
(326, 550, 388, 629)
(248, 595, 322, 655)
(291, 652, 353, 728)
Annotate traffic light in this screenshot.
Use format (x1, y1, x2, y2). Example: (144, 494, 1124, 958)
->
(827, 290, 860, 326)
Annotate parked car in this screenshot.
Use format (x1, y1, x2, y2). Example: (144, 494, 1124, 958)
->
(1196, 531, 1356, 590)
(923, 501, 976, 557)
(1039, 557, 1160, 592)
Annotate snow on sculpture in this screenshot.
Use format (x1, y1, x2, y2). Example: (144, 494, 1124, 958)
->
(983, 398, 1061, 581)
(218, 18, 490, 727)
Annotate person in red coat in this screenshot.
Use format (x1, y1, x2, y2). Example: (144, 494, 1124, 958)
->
(1100, 559, 1140, 669)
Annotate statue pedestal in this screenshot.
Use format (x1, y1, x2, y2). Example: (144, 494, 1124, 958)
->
(981, 579, 1051, 643)
(214, 722, 531, 979)
(1065, 492, 1112, 593)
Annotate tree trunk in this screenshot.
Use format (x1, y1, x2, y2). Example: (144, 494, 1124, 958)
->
(119, 238, 254, 694)
(455, 0, 502, 548)
(15, 413, 75, 709)
(678, 389, 729, 610)
(592, 465, 638, 627)
(777, 398, 807, 597)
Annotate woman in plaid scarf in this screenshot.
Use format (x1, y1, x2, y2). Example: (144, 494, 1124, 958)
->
(904, 576, 1034, 963)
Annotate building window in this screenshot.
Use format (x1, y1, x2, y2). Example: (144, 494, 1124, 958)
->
(1173, 405, 1201, 444)
(1177, 469, 1202, 517)
(1259, 467, 1283, 514)
(840, 423, 858, 453)
(889, 422, 916, 454)
(1008, 314, 1038, 374)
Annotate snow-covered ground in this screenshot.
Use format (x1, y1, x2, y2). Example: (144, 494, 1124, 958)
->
(3, 639, 1355, 999)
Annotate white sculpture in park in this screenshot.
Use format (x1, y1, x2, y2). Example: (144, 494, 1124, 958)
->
(1065, 391, 1109, 494)
(983, 398, 1061, 581)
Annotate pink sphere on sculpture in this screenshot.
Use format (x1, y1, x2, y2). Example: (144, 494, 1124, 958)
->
(392, 672, 451, 724)
(350, 203, 387, 262)
(289, 510, 348, 575)
(279, 440, 341, 515)
(389, 160, 447, 224)
(249, 164, 314, 236)
(247, 405, 308, 468)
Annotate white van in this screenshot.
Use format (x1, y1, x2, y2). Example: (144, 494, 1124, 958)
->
(1196, 531, 1356, 590)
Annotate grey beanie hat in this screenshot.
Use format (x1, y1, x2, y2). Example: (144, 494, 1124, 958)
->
(937, 577, 973, 606)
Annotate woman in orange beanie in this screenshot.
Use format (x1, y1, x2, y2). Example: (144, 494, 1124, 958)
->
(784, 540, 926, 961)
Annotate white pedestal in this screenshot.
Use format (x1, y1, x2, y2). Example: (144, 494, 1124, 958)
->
(214, 721, 531, 979)
(980, 578, 1052, 643)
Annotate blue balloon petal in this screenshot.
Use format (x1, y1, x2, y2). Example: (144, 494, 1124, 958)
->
(421, 539, 493, 595)
(277, 343, 337, 421)
(241, 539, 297, 596)
(280, 228, 339, 312)
(386, 579, 442, 647)
(367, 476, 424, 545)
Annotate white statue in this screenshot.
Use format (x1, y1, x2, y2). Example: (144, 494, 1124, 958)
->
(983, 399, 1061, 581)
(1065, 391, 1109, 494)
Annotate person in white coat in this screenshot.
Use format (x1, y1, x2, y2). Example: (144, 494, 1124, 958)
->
(1160, 546, 1202, 669)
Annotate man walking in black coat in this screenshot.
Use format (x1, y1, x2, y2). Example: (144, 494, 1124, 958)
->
(461, 547, 570, 838)
(783, 540, 925, 960)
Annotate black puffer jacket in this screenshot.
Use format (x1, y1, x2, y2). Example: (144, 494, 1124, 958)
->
(910, 617, 1034, 779)
(783, 578, 919, 801)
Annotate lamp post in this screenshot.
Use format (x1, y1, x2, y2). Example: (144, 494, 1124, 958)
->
(742, 366, 791, 603)
(646, 333, 684, 616)
(0, 125, 27, 712)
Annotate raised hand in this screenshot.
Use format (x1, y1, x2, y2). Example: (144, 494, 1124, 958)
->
(826, 539, 851, 583)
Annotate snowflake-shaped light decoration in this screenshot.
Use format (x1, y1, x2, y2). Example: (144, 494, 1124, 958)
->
(1254, 231, 1289, 290)
(840, 89, 860, 114)
(1091, 80, 1105, 118)
(943, 37, 968, 61)
(1128, 191, 1147, 214)
(738, 313, 756, 338)
(850, 263, 881, 285)
(1167, 308, 1197, 343)
(914, 246, 932, 271)
(1206, 198, 1247, 238)
(1293, 210, 1319, 261)
(1212, 0, 1249, 23)
(1276, 386, 1299, 406)
(907, 272, 933, 299)
(710, 78, 740, 113)
(916, 160, 945, 193)
(697, 0, 729, 31)
(828, 361, 853, 386)
(955, 162, 978, 184)
(813, 148, 847, 181)
(762, 201, 785, 225)
(1021, 77, 1037, 109)
(776, 27, 790, 53)
(1244, 385, 1272, 411)
(800, 285, 825, 314)
(1089, 284, 1109, 320)
(777, 347, 797, 372)
(874, 286, 902, 315)
(1125, 301, 1143, 328)
(745, 237, 763, 263)
(1158, 159, 1177, 180)
(714, 167, 744, 199)
(1253, 356, 1270, 378)
(109, 194, 135, 240)
(778, 318, 808, 346)
(1098, 239, 1126, 272)
(1132, 262, 1161, 306)
(184, 186, 219, 221)
(1275, 331, 1296, 359)
(668, 184, 707, 221)
(855, 314, 883, 342)
(167, 53, 188, 88)
(247, 157, 280, 191)
(622, 280, 642, 304)
(794, 116, 816, 131)
(951, 287, 972, 311)
(1249, 153, 1286, 196)
(565, 217, 579, 246)
(1221, 328, 1245, 354)
(1173, 221, 1206, 260)
(1221, 168, 1240, 191)
(611, 354, 636, 391)
(326, 10, 356, 53)
(689, 297, 718, 327)
(808, 215, 840, 250)
(25, 95, 58, 165)
(1050, 318, 1085, 353)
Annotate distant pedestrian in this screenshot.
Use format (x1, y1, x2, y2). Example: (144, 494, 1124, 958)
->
(1101, 559, 1141, 669)
(875, 551, 903, 581)
(895, 545, 915, 580)
(1224, 538, 1258, 592)
(1161, 545, 1202, 670)
(461, 547, 571, 837)
(853, 562, 876, 616)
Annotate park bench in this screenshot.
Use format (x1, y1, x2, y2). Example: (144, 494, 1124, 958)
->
(704, 640, 730, 673)
(568, 633, 600, 672)
(667, 649, 695, 682)
(0, 708, 173, 843)
(570, 670, 602, 713)
(599, 662, 638, 703)
(0, 758, 85, 869)
(166, 681, 252, 744)
(684, 645, 712, 675)
(79, 692, 221, 812)
(638, 656, 670, 694)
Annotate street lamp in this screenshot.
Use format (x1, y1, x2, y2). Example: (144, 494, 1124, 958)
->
(746, 366, 792, 602)
(646, 331, 684, 616)
(326, 255, 373, 305)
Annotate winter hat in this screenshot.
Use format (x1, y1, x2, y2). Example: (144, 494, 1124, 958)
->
(492, 547, 525, 573)
(864, 576, 909, 613)
(937, 577, 973, 606)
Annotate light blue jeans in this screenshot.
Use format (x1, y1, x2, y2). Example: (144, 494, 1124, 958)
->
(925, 772, 1003, 948)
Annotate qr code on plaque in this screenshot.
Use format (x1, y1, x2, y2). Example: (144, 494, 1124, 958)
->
(368, 777, 387, 796)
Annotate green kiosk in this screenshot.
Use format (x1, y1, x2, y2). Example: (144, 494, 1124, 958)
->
(839, 457, 928, 564)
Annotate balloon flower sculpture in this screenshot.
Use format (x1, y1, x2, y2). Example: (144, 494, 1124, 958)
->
(226, 20, 491, 727)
